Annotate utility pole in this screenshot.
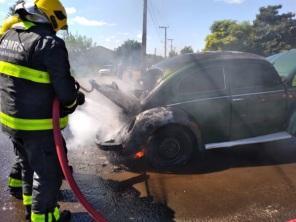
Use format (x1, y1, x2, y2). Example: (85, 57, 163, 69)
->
(142, 0, 147, 58)
(159, 26, 169, 58)
(168, 38, 174, 53)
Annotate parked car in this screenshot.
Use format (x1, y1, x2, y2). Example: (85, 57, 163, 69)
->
(95, 51, 296, 169)
(267, 49, 296, 83)
(98, 65, 114, 76)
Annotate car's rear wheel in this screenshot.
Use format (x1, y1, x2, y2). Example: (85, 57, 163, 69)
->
(146, 125, 194, 169)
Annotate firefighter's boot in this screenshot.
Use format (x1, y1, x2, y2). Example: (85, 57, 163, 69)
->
(9, 186, 23, 200)
(8, 175, 23, 200)
(25, 205, 31, 222)
(57, 210, 71, 222)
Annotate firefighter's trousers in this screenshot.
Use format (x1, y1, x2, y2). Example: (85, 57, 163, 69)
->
(10, 133, 63, 216)
(9, 139, 33, 202)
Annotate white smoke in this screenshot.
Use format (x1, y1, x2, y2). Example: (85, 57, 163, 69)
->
(66, 76, 137, 150)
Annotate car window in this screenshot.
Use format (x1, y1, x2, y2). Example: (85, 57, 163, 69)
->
(178, 65, 226, 94)
(228, 61, 281, 90)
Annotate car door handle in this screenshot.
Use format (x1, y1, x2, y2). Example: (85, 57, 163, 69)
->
(232, 98, 244, 102)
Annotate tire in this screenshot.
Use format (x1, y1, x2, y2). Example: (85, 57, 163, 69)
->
(146, 125, 194, 169)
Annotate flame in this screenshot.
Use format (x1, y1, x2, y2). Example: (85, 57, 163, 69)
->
(135, 150, 145, 159)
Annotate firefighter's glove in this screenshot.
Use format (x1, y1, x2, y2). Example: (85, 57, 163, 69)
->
(61, 96, 79, 115)
(61, 103, 77, 116)
(77, 91, 85, 106)
(61, 92, 85, 115)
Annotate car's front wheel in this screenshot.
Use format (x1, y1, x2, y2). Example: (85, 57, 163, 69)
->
(146, 125, 194, 169)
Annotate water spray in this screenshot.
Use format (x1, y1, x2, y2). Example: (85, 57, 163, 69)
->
(79, 81, 95, 93)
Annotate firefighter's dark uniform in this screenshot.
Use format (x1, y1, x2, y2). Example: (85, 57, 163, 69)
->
(0, 20, 77, 221)
(8, 143, 24, 198)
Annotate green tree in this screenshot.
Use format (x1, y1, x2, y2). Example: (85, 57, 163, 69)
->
(115, 40, 142, 66)
(204, 5, 296, 56)
(116, 40, 141, 56)
(64, 33, 96, 53)
(205, 20, 254, 52)
(180, 46, 194, 54)
(253, 5, 296, 56)
(63, 33, 113, 76)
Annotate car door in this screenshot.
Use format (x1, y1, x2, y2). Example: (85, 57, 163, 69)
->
(227, 60, 286, 140)
(168, 62, 231, 144)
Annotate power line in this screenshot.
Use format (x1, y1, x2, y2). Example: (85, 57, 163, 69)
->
(150, 0, 164, 27)
(149, 1, 161, 29)
(147, 1, 162, 41)
(151, 1, 170, 57)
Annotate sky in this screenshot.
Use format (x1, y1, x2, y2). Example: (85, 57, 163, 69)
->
(0, 0, 296, 56)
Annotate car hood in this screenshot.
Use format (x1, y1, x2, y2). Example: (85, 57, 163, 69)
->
(267, 49, 296, 79)
(89, 80, 141, 115)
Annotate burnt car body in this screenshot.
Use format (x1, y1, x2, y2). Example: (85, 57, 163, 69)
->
(95, 51, 296, 168)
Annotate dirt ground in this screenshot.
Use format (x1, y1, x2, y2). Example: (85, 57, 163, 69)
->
(2, 131, 296, 222)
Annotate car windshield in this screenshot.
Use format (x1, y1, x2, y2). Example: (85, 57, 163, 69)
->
(152, 54, 196, 80)
(141, 54, 195, 88)
(140, 54, 197, 94)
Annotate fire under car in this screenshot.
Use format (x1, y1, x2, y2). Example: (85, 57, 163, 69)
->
(94, 51, 296, 169)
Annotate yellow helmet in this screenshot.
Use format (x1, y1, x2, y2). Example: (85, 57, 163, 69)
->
(34, 0, 68, 32)
(0, 15, 21, 36)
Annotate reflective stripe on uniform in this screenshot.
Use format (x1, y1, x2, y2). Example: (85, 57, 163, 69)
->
(0, 61, 51, 84)
(31, 207, 60, 222)
(31, 213, 48, 222)
(8, 177, 22, 188)
(65, 99, 77, 109)
(53, 207, 60, 221)
(12, 21, 36, 30)
(23, 194, 32, 206)
(0, 112, 68, 131)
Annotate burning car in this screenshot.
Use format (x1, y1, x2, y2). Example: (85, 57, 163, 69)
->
(94, 51, 296, 169)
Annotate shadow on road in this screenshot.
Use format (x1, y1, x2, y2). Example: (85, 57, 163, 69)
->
(60, 173, 175, 222)
(118, 139, 296, 175)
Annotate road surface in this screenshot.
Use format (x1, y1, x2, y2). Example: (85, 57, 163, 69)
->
(1, 132, 296, 221)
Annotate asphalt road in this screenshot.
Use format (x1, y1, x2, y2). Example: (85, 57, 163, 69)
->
(2, 131, 296, 222)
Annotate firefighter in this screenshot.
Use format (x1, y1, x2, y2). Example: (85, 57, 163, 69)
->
(0, 15, 24, 200)
(0, 0, 85, 221)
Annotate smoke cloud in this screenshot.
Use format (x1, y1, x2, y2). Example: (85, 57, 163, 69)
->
(65, 76, 137, 150)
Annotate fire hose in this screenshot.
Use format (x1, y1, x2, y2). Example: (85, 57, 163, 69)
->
(52, 98, 107, 222)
